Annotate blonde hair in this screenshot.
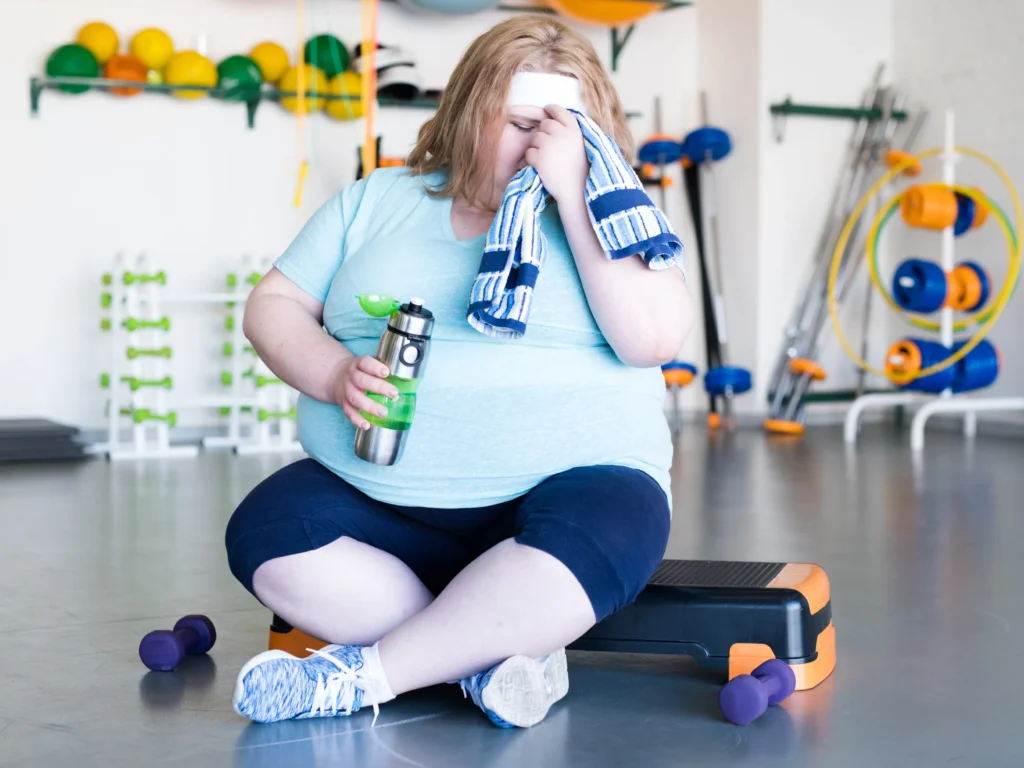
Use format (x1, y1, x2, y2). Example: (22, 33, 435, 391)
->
(406, 15, 633, 201)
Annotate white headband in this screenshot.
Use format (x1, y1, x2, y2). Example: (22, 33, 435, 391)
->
(507, 72, 587, 115)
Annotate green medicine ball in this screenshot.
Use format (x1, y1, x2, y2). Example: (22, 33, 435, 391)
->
(303, 34, 349, 79)
(46, 43, 100, 94)
(217, 55, 264, 101)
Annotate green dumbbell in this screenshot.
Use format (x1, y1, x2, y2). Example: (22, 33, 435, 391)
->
(225, 316, 235, 331)
(102, 273, 112, 286)
(223, 343, 256, 357)
(121, 376, 173, 392)
(257, 407, 297, 423)
(254, 374, 282, 388)
(127, 346, 172, 360)
(101, 293, 112, 309)
(101, 318, 112, 331)
(122, 271, 167, 286)
(128, 408, 177, 426)
(219, 405, 254, 416)
(226, 273, 238, 289)
(247, 272, 262, 287)
(124, 316, 171, 332)
(100, 373, 110, 389)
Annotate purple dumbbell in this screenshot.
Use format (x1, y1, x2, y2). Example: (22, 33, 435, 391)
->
(719, 659, 796, 725)
(139, 615, 217, 671)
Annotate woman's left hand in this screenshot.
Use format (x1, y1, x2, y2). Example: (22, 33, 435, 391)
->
(525, 104, 589, 203)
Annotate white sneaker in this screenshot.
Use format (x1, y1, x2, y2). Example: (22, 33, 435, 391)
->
(460, 649, 569, 728)
(233, 645, 386, 724)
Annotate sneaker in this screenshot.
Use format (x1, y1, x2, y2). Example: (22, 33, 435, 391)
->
(233, 645, 386, 725)
(460, 648, 569, 728)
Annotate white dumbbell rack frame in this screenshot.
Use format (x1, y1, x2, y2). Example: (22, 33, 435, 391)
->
(844, 108, 1024, 450)
(90, 254, 199, 460)
(90, 254, 303, 460)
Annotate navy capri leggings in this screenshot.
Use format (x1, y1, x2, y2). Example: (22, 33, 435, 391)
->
(225, 459, 671, 622)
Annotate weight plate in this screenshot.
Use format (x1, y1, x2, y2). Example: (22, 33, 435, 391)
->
(704, 365, 752, 396)
(638, 137, 683, 164)
(682, 126, 731, 163)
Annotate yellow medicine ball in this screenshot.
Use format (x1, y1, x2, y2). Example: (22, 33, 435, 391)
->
(278, 64, 328, 113)
(164, 51, 218, 99)
(130, 28, 174, 72)
(250, 41, 290, 85)
(325, 71, 364, 120)
(76, 21, 120, 65)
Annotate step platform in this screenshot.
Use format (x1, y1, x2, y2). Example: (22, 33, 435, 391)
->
(0, 418, 90, 463)
(571, 559, 835, 690)
(266, 558, 836, 691)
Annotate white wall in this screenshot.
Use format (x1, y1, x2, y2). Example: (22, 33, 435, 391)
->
(693, 0, 762, 414)
(694, 0, 894, 416)
(758, 0, 894, 408)
(0, 0, 697, 430)
(893, 0, 1024, 420)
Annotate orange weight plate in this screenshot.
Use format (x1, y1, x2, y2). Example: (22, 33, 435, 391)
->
(789, 358, 826, 381)
(663, 368, 695, 388)
(900, 183, 958, 230)
(763, 419, 805, 435)
(884, 149, 922, 177)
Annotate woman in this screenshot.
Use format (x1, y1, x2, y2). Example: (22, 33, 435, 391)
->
(226, 15, 695, 729)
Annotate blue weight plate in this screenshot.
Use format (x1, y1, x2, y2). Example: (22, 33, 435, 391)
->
(953, 193, 975, 237)
(662, 361, 698, 374)
(683, 126, 731, 162)
(891, 257, 947, 314)
(639, 138, 684, 164)
(704, 365, 752, 395)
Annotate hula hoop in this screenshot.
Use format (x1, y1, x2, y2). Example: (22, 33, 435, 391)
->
(866, 187, 1020, 332)
(828, 146, 1022, 384)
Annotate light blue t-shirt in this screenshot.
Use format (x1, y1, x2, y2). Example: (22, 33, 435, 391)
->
(274, 166, 675, 508)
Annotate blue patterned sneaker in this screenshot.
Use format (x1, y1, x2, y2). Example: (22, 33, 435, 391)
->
(233, 644, 393, 725)
(460, 648, 569, 728)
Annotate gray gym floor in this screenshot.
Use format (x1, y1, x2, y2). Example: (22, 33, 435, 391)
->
(2, 423, 1022, 767)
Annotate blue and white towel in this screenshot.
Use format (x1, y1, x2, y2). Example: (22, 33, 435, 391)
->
(467, 110, 684, 338)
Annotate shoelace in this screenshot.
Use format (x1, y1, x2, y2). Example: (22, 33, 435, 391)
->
(306, 647, 380, 726)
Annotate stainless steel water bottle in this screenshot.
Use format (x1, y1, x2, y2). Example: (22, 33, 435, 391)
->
(353, 295, 434, 466)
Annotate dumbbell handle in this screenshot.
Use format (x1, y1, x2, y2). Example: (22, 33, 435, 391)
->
(172, 625, 202, 653)
(752, 669, 786, 698)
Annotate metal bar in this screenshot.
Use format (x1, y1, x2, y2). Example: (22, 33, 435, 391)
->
(32, 75, 643, 126)
(770, 98, 909, 122)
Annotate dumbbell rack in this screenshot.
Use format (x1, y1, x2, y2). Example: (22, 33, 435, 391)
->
(844, 109, 1024, 450)
(203, 257, 302, 456)
(92, 255, 303, 460)
(93, 254, 198, 460)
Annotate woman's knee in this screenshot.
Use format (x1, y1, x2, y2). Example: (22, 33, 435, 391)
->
(515, 465, 670, 621)
(224, 458, 347, 595)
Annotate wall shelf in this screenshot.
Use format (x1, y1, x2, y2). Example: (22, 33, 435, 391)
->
(29, 76, 441, 129)
(29, 75, 642, 128)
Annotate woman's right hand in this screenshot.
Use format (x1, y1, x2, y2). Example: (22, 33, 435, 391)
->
(330, 355, 400, 430)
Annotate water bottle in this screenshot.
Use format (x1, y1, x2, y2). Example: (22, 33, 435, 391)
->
(353, 294, 434, 466)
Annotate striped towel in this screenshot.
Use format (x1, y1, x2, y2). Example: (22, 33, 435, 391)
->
(467, 110, 683, 338)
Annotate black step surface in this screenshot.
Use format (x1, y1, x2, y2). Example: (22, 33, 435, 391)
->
(649, 560, 786, 589)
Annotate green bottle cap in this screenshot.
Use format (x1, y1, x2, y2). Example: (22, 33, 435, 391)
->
(356, 293, 401, 318)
